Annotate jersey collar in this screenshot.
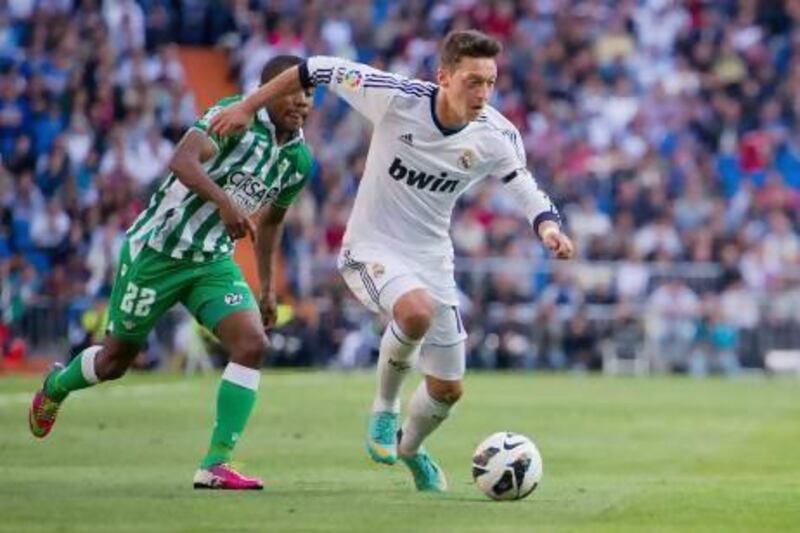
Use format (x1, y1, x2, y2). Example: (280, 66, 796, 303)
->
(429, 88, 469, 137)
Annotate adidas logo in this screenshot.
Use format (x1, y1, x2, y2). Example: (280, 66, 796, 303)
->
(399, 133, 413, 146)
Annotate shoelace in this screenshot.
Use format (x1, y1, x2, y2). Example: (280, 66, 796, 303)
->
(214, 464, 243, 476)
(413, 454, 438, 481)
(35, 397, 59, 423)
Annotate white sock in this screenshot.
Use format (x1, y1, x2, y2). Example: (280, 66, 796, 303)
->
(221, 362, 261, 391)
(81, 345, 101, 384)
(398, 381, 452, 457)
(371, 321, 421, 413)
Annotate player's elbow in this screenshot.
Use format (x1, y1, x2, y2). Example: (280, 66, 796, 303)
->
(168, 153, 197, 186)
(168, 152, 188, 176)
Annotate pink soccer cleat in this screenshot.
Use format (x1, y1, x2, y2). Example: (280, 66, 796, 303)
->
(28, 364, 63, 439)
(193, 464, 264, 490)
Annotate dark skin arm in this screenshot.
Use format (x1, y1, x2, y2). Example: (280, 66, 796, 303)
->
(168, 129, 255, 240)
(210, 66, 303, 136)
(255, 203, 288, 329)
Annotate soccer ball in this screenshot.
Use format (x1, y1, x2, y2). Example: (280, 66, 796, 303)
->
(471, 432, 543, 501)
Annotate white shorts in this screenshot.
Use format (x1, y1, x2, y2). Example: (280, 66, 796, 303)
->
(337, 242, 467, 379)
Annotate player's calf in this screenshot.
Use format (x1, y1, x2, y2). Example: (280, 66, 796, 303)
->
(398, 380, 456, 457)
(367, 320, 423, 464)
(197, 311, 266, 482)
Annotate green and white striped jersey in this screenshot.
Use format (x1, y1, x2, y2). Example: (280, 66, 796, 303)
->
(126, 96, 313, 262)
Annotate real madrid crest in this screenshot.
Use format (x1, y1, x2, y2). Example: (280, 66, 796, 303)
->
(458, 148, 476, 170)
(370, 263, 386, 278)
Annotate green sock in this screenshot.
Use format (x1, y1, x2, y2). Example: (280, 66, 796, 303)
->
(201, 363, 259, 469)
(45, 346, 102, 402)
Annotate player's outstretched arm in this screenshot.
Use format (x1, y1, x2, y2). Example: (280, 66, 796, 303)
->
(210, 56, 415, 136)
(254, 204, 288, 329)
(497, 167, 573, 259)
(169, 129, 255, 240)
(492, 124, 573, 259)
(210, 65, 305, 136)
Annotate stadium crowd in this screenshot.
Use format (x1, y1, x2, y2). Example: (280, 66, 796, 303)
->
(3, 0, 800, 375)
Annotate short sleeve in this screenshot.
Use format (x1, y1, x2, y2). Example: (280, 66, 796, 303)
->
(273, 155, 314, 209)
(192, 97, 242, 152)
(493, 127, 528, 181)
(302, 56, 434, 125)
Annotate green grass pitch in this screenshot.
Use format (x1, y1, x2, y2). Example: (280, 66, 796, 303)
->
(1, 372, 798, 532)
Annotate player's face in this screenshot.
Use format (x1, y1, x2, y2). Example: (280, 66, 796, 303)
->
(268, 87, 312, 132)
(438, 56, 497, 122)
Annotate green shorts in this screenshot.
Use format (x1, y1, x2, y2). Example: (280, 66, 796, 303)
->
(106, 239, 258, 343)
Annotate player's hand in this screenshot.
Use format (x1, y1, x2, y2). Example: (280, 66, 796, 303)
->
(219, 200, 255, 241)
(209, 103, 253, 137)
(259, 292, 278, 330)
(539, 223, 575, 260)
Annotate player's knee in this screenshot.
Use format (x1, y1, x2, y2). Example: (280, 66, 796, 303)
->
(398, 311, 431, 339)
(230, 332, 269, 368)
(94, 349, 129, 381)
(394, 293, 435, 339)
(439, 383, 463, 404)
(428, 379, 463, 405)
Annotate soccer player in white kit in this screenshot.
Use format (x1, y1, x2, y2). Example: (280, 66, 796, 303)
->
(210, 30, 575, 492)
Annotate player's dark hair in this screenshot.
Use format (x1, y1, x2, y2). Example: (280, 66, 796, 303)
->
(439, 30, 502, 70)
(260, 55, 304, 84)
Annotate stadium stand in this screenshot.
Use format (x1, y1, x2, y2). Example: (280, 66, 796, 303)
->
(3, 0, 800, 375)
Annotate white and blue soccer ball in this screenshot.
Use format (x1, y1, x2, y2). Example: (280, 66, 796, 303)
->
(472, 432, 543, 501)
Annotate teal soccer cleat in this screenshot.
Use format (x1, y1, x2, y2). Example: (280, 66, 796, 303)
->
(399, 447, 448, 492)
(365, 411, 399, 465)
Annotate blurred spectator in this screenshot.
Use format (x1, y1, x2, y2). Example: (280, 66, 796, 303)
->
(30, 196, 70, 256)
(539, 269, 583, 321)
(690, 297, 741, 377)
(647, 278, 700, 372)
(633, 210, 683, 260)
(565, 196, 612, 254)
(103, 0, 146, 54)
(561, 308, 600, 371)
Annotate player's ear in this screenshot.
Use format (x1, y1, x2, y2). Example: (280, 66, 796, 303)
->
(437, 67, 449, 88)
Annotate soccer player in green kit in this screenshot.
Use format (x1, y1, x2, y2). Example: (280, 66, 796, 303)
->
(27, 55, 314, 490)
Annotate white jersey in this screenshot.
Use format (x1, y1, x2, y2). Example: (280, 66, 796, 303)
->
(302, 56, 560, 259)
